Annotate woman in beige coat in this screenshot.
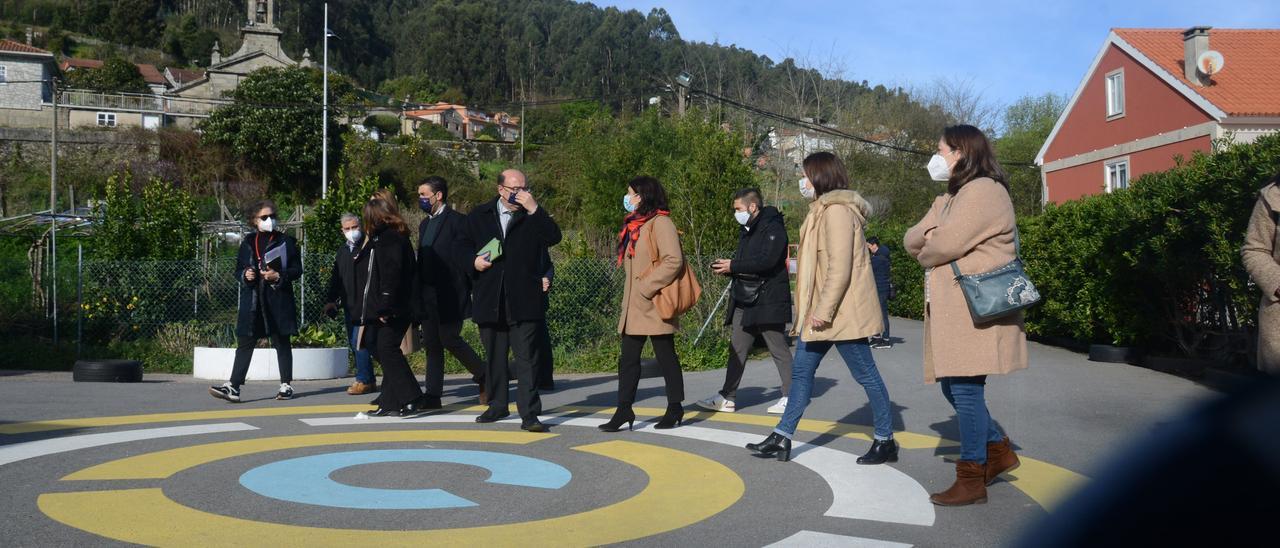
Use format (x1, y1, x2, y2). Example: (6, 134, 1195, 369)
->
(599, 176, 687, 431)
(905, 125, 1028, 506)
(1242, 172, 1280, 375)
(745, 152, 898, 464)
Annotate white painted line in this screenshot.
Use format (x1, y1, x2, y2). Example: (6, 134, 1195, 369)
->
(765, 530, 913, 548)
(301, 414, 936, 526)
(0, 423, 259, 467)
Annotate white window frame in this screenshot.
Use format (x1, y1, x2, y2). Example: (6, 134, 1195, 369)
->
(1104, 69, 1125, 120)
(96, 112, 117, 127)
(1105, 157, 1130, 192)
(0, 64, 7, 85)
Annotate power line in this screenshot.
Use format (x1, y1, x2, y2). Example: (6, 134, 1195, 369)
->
(685, 86, 1039, 168)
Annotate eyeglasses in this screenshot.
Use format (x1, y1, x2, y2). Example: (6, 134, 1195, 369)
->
(258, 214, 277, 221)
(501, 186, 528, 193)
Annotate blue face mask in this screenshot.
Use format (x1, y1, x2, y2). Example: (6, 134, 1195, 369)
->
(418, 197, 432, 213)
(623, 194, 637, 213)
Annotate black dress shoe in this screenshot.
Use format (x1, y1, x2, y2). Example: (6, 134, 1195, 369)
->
(521, 420, 548, 433)
(857, 438, 899, 465)
(745, 432, 792, 462)
(475, 410, 511, 423)
(414, 395, 443, 410)
(369, 408, 400, 417)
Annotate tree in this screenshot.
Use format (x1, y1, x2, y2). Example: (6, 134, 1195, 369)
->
(475, 124, 502, 141)
(199, 67, 356, 197)
(378, 74, 447, 105)
(106, 0, 161, 47)
(161, 14, 220, 66)
(995, 93, 1067, 216)
(415, 122, 456, 141)
(536, 109, 757, 255)
(64, 57, 149, 94)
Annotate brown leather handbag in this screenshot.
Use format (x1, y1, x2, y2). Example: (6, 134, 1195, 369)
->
(644, 221, 702, 320)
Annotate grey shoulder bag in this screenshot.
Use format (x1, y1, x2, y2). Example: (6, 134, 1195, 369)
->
(949, 227, 1040, 323)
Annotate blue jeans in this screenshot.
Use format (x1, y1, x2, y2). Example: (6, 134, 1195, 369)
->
(349, 323, 375, 384)
(940, 376, 1006, 463)
(774, 338, 894, 441)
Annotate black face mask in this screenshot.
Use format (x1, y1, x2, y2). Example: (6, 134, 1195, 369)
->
(419, 197, 432, 213)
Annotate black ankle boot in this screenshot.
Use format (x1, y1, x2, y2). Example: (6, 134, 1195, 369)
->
(857, 438, 899, 465)
(654, 402, 684, 429)
(598, 405, 636, 432)
(745, 432, 792, 461)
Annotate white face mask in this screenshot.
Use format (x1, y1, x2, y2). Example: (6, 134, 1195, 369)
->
(926, 154, 952, 182)
(343, 228, 361, 243)
(799, 177, 815, 199)
(258, 217, 275, 233)
(734, 210, 751, 226)
(623, 194, 638, 213)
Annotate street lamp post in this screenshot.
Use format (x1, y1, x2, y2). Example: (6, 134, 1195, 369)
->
(321, 2, 329, 199)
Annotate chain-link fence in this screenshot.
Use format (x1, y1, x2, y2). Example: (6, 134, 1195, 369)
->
(21, 245, 737, 372)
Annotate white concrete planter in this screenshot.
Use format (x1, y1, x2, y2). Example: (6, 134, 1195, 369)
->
(192, 347, 349, 381)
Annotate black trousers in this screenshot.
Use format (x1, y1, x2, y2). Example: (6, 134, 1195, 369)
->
(535, 318, 554, 388)
(617, 334, 684, 406)
(480, 320, 543, 421)
(421, 317, 486, 398)
(370, 318, 423, 410)
(230, 333, 292, 387)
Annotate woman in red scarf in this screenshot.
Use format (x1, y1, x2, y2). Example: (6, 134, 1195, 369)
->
(600, 176, 687, 431)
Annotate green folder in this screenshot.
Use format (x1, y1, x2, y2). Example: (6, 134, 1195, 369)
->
(477, 238, 503, 261)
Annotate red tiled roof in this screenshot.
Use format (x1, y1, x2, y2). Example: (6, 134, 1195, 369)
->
(61, 58, 103, 70)
(0, 38, 51, 56)
(166, 67, 205, 85)
(136, 63, 166, 86)
(1115, 28, 1280, 117)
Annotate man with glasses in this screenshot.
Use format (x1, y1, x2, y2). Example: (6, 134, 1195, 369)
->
(459, 169, 562, 432)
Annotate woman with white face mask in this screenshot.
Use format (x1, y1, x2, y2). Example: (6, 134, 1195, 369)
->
(905, 124, 1028, 506)
(599, 176, 688, 431)
(210, 199, 302, 404)
(746, 152, 898, 465)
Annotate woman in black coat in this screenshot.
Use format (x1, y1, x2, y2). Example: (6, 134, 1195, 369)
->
(358, 197, 426, 416)
(209, 200, 302, 403)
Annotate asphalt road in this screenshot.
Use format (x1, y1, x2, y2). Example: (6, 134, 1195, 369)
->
(0, 318, 1218, 547)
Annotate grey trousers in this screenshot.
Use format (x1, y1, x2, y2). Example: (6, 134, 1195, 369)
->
(720, 307, 793, 399)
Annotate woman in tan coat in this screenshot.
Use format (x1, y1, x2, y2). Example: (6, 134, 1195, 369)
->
(1242, 172, 1280, 375)
(745, 152, 898, 464)
(599, 176, 687, 431)
(905, 125, 1028, 506)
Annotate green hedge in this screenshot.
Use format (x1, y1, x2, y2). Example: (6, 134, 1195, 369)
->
(875, 133, 1280, 359)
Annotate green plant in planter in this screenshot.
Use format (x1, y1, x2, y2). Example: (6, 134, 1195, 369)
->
(292, 322, 342, 348)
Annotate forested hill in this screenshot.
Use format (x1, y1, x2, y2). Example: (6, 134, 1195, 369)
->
(0, 0, 905, 116)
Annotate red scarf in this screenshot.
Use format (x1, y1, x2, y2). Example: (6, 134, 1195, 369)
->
(616, 210, 669, 265)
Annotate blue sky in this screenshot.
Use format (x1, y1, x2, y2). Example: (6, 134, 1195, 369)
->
(593, 0, 1280, 108)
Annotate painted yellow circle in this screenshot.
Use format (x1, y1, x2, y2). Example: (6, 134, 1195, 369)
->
(38, 430, 745, 547)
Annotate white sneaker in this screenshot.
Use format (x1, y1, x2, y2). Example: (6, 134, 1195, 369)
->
(276, 383, 294, 400)
(767, 397, 789, 414)
(695, 394, 735, 413)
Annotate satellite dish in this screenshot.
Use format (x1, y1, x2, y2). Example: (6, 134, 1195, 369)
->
(1197, 50, 1225, 75)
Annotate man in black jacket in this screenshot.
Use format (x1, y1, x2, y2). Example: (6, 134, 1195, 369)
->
(698, 189, 794, 415)
(323, 213, 377, 395)
(459, 169, 562, 432)
(867, 236, 893, 349)
(415, 177, 487, 408)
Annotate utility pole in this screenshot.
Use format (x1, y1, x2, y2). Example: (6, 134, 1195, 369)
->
(49, 77, 58, 344)
(321, 1, 329, 199)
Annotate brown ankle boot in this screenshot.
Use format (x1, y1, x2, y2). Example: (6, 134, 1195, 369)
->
(985, 437, 1020, 485)
(930, 461, 988, 506)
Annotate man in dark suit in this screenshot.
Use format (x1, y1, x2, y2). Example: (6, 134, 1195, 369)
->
(459, 169, 562, 432)
(415, 177, 488, 408)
